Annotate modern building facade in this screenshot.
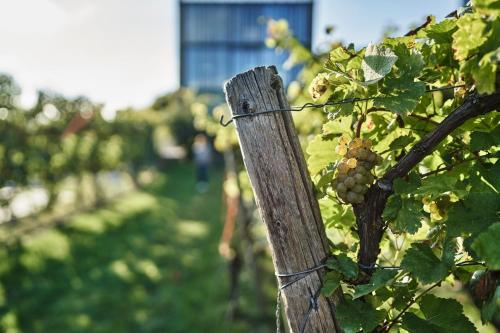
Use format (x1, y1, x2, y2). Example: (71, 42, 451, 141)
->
(180, 0, 313, 93)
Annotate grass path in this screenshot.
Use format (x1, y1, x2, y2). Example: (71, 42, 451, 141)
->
(0, 164, 250, 333)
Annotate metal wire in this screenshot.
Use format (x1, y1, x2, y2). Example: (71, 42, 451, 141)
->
(220, 85, 465, 127)
(275, 262, 327, 333)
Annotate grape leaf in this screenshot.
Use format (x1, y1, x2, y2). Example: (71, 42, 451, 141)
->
(452, 14, 487, 60)
(424, 19, 457, 43)
(471, 223, 500, 269)
(447, 192, 500, 238)
(388, 135, 415, 151)
(353, 269, 397, 299)
(473, 0, 500, 15)
(306, 135, 340, 175)
(480, 160, 500, 191)
(322, 271, 342, 297)
(393, 43, 425, 79)
(326, 253, 358, 280)
(336, 298, 386, 333)
(330, 46, 352, 63)
(319, 197, 355, 228)
(401, 243, 454, 284)
(361, 43, 398, 84)
(322, 117, 352, 136)
(414, 174, 457, 198)
(402, 313, 441, 333)
(402, 295, 477, 333)
(470, 125, 500, 151)
(374, 81, 426, 114)
(472, 51, 498, 94)
(481, 286, 500, 323)
(393, 172, 422, 195)
(383, 196, 424, 234)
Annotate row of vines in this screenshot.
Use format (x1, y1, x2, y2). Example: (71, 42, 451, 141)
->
(0, 74, 199, 222)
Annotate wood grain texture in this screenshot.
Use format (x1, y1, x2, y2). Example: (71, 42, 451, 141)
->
(224, 66, 340, 333)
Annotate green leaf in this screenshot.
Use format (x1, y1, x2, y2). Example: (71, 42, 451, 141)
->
(481, 160, 500, 191)
(470, 125, 500, 151)
(404, 295, 477, 332)
(384, 196, 424, 234)
(322, 271, 342, 297)
(322, 117, 352, 136)
(393, 172, 422, 195)
(447, 192, 500, 237)
(374, 81, 426, 114)
(353, 269, 397, 299)
(452, 14, 487, 61)
(330, 46, 352, 63)
(326, 253, 358, 280)
(319, 197, 355, 228)
(414, 174, 457, 197)
(361, 43, 398, 84)
(383, 195, 402, 221)
(401, 243, 454, 284)
(388, 135, 415, 151)
(306, 135, 340, 176)
(424, 19, 458, 43)
(420, 295, 477, 333)
(402, 312, 441, 333)
(315, 169, 335, 190)
(472, 223, 500, 269)
(481, 286, 500, 323)
(472, 0, 500, 15)
(393, 43, 425, 79)
(336, 298, 386, 333)
(471, 51, 498, 94)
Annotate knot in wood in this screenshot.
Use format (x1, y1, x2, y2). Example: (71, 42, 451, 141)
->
(377, 179, 392, 192)
(240, 99, 255, 115)
(270, 74, 282, 91)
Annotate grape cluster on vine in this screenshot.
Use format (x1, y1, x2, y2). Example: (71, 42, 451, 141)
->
(332, 137, 382, 204)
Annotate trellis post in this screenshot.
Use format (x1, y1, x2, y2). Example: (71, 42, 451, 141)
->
(224, 66, 341, 332)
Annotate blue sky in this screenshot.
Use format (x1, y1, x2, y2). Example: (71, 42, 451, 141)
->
(0, 0, 460, 117)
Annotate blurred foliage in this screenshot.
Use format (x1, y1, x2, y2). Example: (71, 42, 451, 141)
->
(0, 74, 206, 217)
(0, 165, 273, 333)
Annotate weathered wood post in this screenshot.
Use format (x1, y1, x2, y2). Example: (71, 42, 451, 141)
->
(224, 66, 341, 332)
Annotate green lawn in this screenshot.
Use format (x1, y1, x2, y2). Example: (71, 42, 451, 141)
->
(0, 163, 271, 333)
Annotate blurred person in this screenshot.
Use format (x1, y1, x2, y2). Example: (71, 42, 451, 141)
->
(192, 134, 212, 193)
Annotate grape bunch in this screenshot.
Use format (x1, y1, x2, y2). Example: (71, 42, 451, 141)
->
(332, 137, 382, 204)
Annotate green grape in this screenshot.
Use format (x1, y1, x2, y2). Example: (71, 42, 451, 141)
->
(344, 177, 355, 188)
(355, 165, 367, 174)
(353, 184, 364, 193)
(357, 148, 368, 160)
(366, 173, 375, 184)
(347, 191, 357, 203)
(337, 182, 347, 193)
(354, 173, 365, 183)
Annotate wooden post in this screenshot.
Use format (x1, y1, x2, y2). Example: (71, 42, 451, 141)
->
(224, 66, 340, 332)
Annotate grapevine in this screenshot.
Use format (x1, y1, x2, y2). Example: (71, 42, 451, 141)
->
(265, 1, 500, 332)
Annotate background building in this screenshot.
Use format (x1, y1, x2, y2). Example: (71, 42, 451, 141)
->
(179, 0, 313, 93)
